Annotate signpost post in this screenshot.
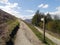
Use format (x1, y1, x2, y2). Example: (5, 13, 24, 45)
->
(41, 18, 45, 42)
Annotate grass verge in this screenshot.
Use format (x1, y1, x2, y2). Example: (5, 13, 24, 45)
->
(6, 19, 20, 45)
(24, 21, 56, 45)
(0, 19, 20, 45)
(5, 20, 19, 41)
(46, 30, 60, 40)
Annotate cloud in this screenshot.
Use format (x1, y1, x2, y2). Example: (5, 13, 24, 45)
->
(25, 10, 34, 13)
(38, 4, 43, 8)
(43, 4, 48, 8)
(44, 6, 60, 19)
(38, 4, 48, 8)
(0, 2, 20, 15)
(0, 0, 34, 19)
(0, 0, 22, 18)
(49, 6, 60, 15)
(2, 2, 18, 9)
(0, 0, 8, 4)
(56, 6, 60, 11)
(22, 14, 34, 19)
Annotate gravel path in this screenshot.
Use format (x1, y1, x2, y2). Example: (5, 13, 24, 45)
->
(35, 26, 60, 45)
(14, 21, 44, 45)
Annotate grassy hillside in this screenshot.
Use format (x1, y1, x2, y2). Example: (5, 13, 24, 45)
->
(0, 9, 19, 45)
(0, 9, 17, 24)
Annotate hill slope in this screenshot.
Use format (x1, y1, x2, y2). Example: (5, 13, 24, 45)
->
(0, 9, 19, 45)
(0, 9, 16, 24)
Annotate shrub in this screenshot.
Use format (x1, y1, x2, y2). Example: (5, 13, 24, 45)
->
(46, 20, 60, 34)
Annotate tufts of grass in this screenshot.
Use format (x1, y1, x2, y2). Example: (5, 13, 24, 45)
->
(6, 19, 19, 41)
(24, 21, 56, 45)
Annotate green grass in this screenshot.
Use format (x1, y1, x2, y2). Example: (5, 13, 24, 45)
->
(46, 30, 60, 40)
(24, 21, 56, 45)
(8, 20, 19, 35)
(5, 19, 19, 42)
(0, 19, 19, 45)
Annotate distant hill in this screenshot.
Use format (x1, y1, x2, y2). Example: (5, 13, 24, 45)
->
(24, 19, 32, 23)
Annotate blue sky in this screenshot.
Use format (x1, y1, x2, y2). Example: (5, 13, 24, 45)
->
(0, 0, 60, 19)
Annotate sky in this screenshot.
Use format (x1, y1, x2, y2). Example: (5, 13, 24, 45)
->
(0, 0, 60, 19)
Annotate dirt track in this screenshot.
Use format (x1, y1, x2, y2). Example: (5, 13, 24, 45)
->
(14, 21, 44, 45)
(35, 26, 60, 45)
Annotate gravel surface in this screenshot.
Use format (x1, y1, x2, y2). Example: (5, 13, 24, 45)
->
(14, 21, 44, 45)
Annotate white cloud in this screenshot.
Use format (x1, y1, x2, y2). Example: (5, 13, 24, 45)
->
(23, 10, 35, 19)
(25, 10, 34, 13)
(43, 4, 48, 8)
(38, 4, 43, 8)
(44, 6, 60, 19)
(0, 3, 20, 15)
(0, 0, 22, 18)
(0, 0, 34, 19)
(38, 4, 48, 8)
(49, 11, 60, 15)
(0, 0, 8, 3)
(22, 14, 34, 19)
(49, 6, 60, 15)
(0, 2, 19, 9)
(56, 6, 60, 11)
(45, 12, 49, 15)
